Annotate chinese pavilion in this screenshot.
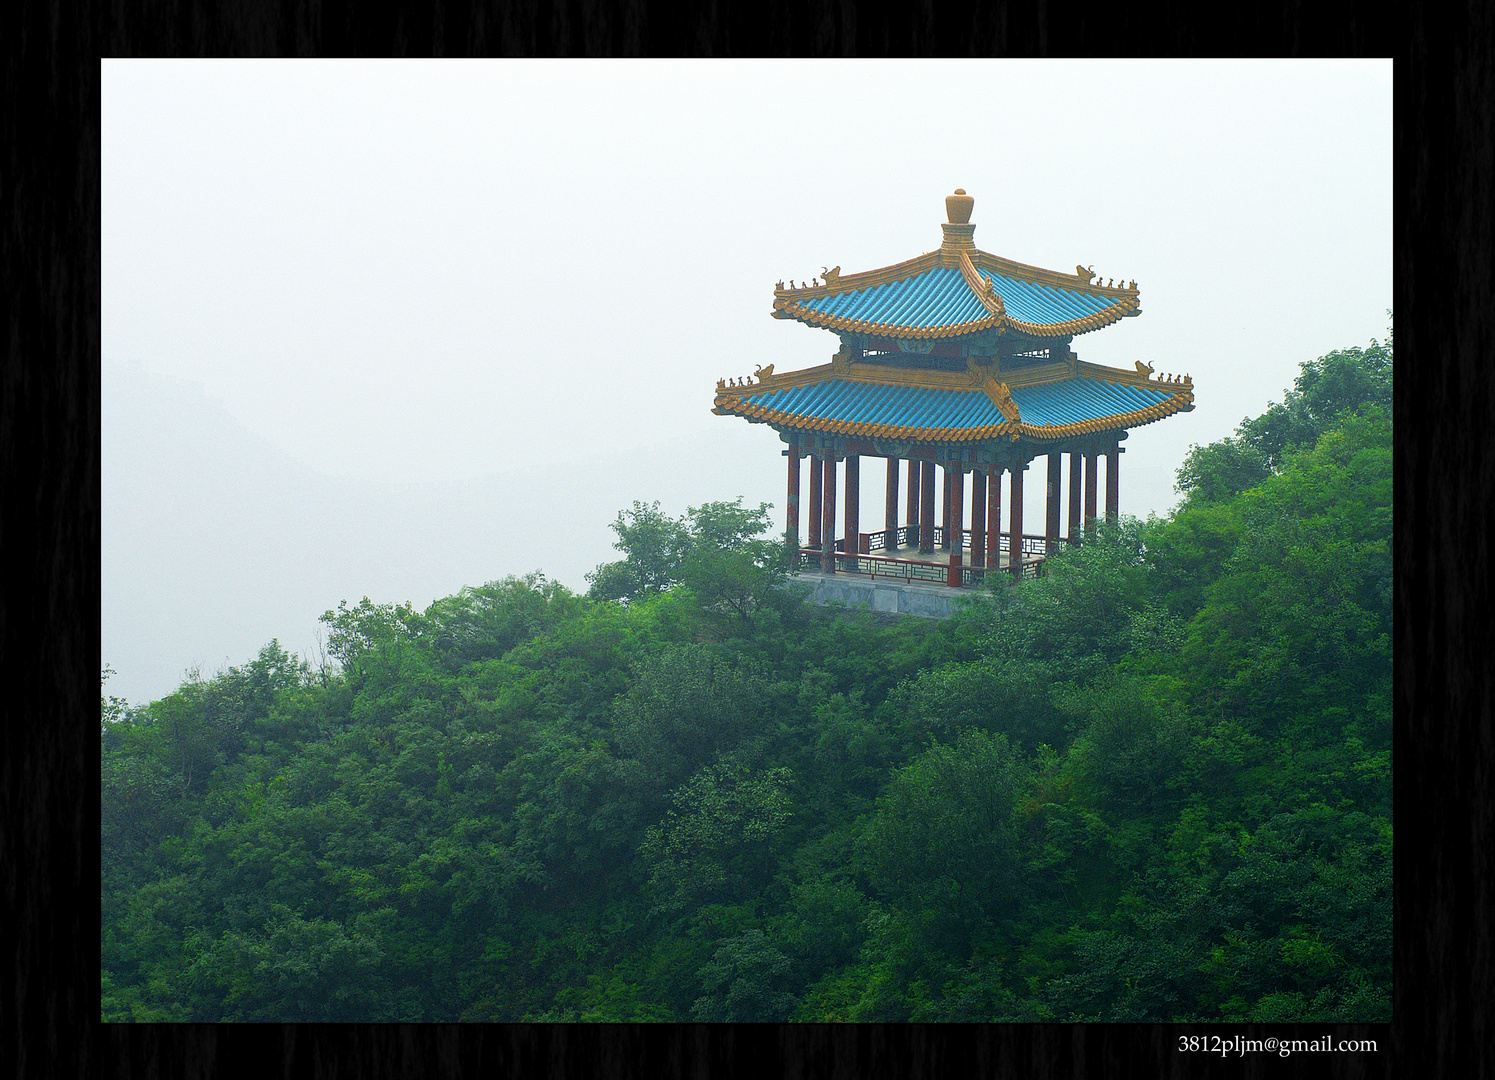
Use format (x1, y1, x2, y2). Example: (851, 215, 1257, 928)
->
(712, 190, 1194, 588)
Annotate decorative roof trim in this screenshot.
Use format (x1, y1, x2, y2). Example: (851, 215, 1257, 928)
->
(984, 379, 1022, 423)
(1077, 358, 1194, 403)
(772, 250, 945, 300)
(998, 296, 1139, 339)
(1012, 394, 1190, 441)
(971, 250, 1139, 299)
(958, 248, 1005, 317)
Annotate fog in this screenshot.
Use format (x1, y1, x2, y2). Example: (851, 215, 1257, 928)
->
(102, 59, 1391, 706)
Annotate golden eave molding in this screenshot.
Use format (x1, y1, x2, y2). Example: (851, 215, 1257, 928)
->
(770, 247, 1142, 341)
(711, 354, 1194, 443)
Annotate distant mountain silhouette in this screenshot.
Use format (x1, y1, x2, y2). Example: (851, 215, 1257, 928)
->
(103, 362, 772, 706)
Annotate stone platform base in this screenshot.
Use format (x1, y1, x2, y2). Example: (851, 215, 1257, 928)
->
(791, 571, 965, 619)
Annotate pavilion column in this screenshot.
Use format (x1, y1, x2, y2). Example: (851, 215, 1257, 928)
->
(1105, 440, 1121, 524)
(885, 458, 899, 552)
(1084, 448, 1099, 539)
(1046, 451, 1063, 556)
(1009, 461, 1026, 581)
(941, 466, 952, 551)
(970, 467, 987, 569)
(820, 455, 838, 573)
(919, 461, 936, 554)
(844, 454, 861, 570)
(906, 459, 920, 550)
(786, 449, 801, 559)
(947, 466, 965, 587)
(1068, 450, 1083, 546)
(986, 466, 1002, 569)
(808, 453, 823, 551)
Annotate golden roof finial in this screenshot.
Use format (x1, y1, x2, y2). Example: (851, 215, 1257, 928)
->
(945, 188, 974, 224)
(940, 189, 977, 257)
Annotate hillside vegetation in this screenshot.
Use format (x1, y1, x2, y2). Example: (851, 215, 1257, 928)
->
(102, 337, 1391, 1022)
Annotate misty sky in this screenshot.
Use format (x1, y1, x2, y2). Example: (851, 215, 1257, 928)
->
(102, 59, 1392, 706)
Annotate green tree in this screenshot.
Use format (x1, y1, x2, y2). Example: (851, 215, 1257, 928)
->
(689, 929, 798, 1021)
(1180, 408, 1391, 737)
(189, 905, 389, 1021)
(586, 501, 691, 602)
(1175, 330, 1391, 509)
(640, 761, 794, 913)
(611, 644, 770, 799)
(862, 729, 1027, 934)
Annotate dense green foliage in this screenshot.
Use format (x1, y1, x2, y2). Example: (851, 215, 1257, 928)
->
(102, 341, 1391, 1023)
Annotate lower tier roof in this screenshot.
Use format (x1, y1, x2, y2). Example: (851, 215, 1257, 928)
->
(714, 372, 1192, 443)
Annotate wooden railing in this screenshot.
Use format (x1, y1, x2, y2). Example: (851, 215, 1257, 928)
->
(850, 528, 1067, 558)
(797, 548, 950, 584)
(960, 560, 1042, 587)
(798, 541, 1049, 588)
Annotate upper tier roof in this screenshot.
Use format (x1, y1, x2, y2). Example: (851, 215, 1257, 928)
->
(771, 190, 1141, 341)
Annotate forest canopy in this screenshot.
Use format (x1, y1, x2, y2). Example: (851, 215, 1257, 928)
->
(102, 335, 1391, 1023)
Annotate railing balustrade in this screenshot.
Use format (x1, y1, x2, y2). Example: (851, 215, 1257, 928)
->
(798, 545, 1044, 587)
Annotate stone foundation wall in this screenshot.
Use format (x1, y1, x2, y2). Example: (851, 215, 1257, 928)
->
(792, 572, 961, 619)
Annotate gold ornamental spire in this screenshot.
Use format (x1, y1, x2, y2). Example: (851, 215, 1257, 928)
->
(940, 188, 976, 255)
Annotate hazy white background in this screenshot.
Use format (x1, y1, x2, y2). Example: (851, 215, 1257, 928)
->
(103, 59, 1392, 706)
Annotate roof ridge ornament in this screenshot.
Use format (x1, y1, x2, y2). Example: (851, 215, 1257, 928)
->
(946, 188, 974, 224)
(985, 379, 1022, 424)
(959, 247, 1007, 319)
(940, 188, 977, 256)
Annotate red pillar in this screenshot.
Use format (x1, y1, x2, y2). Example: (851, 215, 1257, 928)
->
(906, 459, 919, 550)
(970, 468, 987, 569)
(1046, 451, 1062, 556)
(885, 458, 899, 551)
(987, 466, 1002, 569)
(1084, 449, 1099, 538)
(942, 466, 952, 551)
(821, 455, 838, 573)
(808, 454, 822, 550)
(844, 454, 860, 569)
(1068, 450, 1082, 546)
(1009, 463, 1025, 581)
(919, 461, 936, 554)
(1105, 441, 1120, 523)
(947, 467, 965, 587)
(786, 450, 801, 558)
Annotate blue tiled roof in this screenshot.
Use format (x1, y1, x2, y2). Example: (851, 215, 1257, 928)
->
(775, 257, 1138, 339)
(1010, 378, 1171, 427)
(980, 271, 1115, 327)
(794, 268, 991, 330)
(734, 376, 1176, 437)
(748, 379, 1007, 430)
